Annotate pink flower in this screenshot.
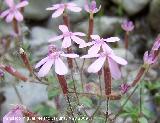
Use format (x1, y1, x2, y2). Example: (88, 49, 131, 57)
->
(152, 35, 160, 51)
(120, 83, 130, 94)
(82, 49, 127, 79)
(143, 51, 158, 65)
(80, 35, 120, 54)
(0, 0, 29, 23)
(121, 20, 134, 32)
(3, 105, 24, 123)
(0, 69, 4, 78)
(35, 45, 79, 77)
(49, 25, 86, 48)
(84, 0, 101, 14)
(46, 2, 82, 18)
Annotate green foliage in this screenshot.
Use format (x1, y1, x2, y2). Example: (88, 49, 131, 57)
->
(146, 81, 160, 90)
(138, 117, 148, 123)
(93, 116, 105, 123)
(48, 88, 60, 100)
(34, 104, 58, 117)
(79, 96, 93, 108)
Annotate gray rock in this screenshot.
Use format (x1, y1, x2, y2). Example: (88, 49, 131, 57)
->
(30, 26, 57, 46)
(68, 0, 88, 23)
(74, 16, 124, 36)
(1, 82, 48, 116)
(0, 21, 13, 36)
(26, 26, 60, 58)
(113, 48, 134, 62)
(124, 0, 150, 15)
(112, 0, 150, 15)
(24, 0, 60, 20)
(47, 16, 63, 32)
(149, 0, 160, 32)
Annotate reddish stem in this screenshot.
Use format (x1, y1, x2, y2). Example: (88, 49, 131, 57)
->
(0, 65, 28, 81)
(57, 74, 68, 95)
(103, 61, 112, 95)
(131, 66, 146, 87)
(125, 32, 129, 49)
(12, 19, 19, 35)
(19, 48, 33, 74)
(87, 14, 94, 42)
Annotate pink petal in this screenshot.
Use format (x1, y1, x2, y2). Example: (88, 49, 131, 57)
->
(102, 43, 112, 52)
(55, 58, 68, 75)
(73, 32, 86, 36)
(61, 53, 79, 58)
(38, 59, 54, 77)
(104, 37, 120, 42)
(52, 8, 64, 18)
(108, 57, 121, 80)
(46, 4, 60, 10)
(62, 37, 71, 48)
(16, 1, 29, 9)
(88, 56, 106, 73)
(79, 42, 94, 48)
(3, 109, 24, 123)
(67, 3, 77, 7)
(6, 13, 14, 23)
(143, 51, 148, 62)
(14, 10, 23, 21)
(35, 56, 49, 69)
(0, 9, 10, 18)
(90, 35, 101, 40)
(81, 54, 99, 58)
(67, 6, 82, 12)
(93, 5, 101, 13)
(5, 0, 14, 7)
(71, 35, 85, 45)
(88, 44, 101, 54)
(109, 54, 127, 65)
(59, 25, 69, 33)
(48, 35, 63, 42)
(84, 4, 90, 13)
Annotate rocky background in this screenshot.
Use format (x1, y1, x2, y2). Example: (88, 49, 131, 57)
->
(0, 0, 160, 123)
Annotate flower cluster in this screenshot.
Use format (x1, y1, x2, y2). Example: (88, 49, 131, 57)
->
(34, 0, 127, 80)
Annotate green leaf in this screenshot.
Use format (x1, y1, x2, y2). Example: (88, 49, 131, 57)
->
(93, 116, 105, 123)
(79, 96, 93, 108)
(34, 104, 58, 117)
(48, 88, 60, 100)
(47, 76, 57, 84)
(138, 117, 148, 123)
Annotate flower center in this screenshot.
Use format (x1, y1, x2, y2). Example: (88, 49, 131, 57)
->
(49, 52, 62, 59)
(63, 32, 72, 37)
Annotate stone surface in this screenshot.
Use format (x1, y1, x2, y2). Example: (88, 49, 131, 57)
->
(24, 0, 60, 20)
(149, 0, 160, 32)
(113, 48, 134, 62)
(0, 22, 13, 36)
(1, 82, 48, 116)
(112, 0, 150, 15)
(68, 0, 88, 23)
(25, 26, 60, 58)
(74, 16, 124, 36)
(123, 0, 150, 15)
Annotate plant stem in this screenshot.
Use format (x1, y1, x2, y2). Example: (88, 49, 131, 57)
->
(87, 13, 94, 42)
(57, 74, 68, 95)
(65, 95, 77, 122)
(13, 84, 23, 104)
(112, 85, 139, 121)
(139, 84, 142, 116)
